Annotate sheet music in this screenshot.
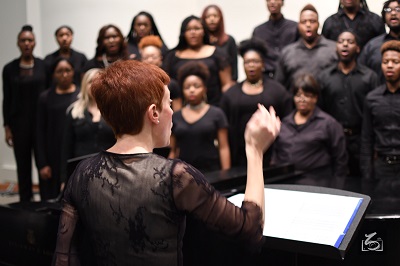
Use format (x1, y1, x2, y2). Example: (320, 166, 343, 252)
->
(228, 188, 363, 248)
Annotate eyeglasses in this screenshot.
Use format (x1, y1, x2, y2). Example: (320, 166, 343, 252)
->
(384, 7, 400, 13)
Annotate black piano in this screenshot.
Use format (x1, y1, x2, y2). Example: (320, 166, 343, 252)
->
(0, 158, 399, 266)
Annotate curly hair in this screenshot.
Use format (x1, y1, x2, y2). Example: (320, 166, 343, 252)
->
(177, 61, 210, 89)
(237, 38, 268, 58)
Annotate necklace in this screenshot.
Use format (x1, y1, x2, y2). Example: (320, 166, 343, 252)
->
(187, 101, 206, 111)
(210, 35, 218, 44)
(19, 61, 34, 69)
(246, 79, 263, 87)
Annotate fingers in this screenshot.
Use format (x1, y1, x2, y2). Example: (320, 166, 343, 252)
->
(275, 116, 282, 134)
(257, 105, 281, 137)
(257, 104, 269, 118)
(250, 104, 281, 134)
(257, 104, 277, 123)
(268, 106, 281, 136)
(257, 104, 276, 120)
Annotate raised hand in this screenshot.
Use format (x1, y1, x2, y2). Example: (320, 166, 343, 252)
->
(244, 104, 281, 154)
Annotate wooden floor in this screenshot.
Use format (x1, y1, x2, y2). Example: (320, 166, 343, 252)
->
(0, 183, 40, 204)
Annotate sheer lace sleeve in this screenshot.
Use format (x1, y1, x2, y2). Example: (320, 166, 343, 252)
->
(171, 160, 264, 250)
(52, 200, 81, 266)
(52, 196, 81, 265)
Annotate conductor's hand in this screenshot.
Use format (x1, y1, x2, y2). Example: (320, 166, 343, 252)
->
(245, 104, 281, 154)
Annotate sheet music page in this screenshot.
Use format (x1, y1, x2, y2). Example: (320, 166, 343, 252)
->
(228, 188, 363, 247)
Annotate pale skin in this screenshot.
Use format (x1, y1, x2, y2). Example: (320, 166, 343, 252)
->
(243, 104, 281, 220)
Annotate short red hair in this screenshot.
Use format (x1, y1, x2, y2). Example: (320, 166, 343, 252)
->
(91, 60, 170, 137)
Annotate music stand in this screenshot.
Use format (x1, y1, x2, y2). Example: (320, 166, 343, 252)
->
(261, 184, 371, 260)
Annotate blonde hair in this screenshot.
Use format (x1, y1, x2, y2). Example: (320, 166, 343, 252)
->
(69, 68, 101, 119)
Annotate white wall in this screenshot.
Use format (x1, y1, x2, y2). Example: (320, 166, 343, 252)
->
(35, 0, 386, 60)
(0, 0, 387, 182)
(0, 0, 28, 182)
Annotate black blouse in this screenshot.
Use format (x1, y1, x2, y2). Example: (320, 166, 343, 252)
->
(53, 152, 264, 266)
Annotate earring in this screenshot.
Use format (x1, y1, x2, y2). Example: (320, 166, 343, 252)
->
(157, 120, 160, 124)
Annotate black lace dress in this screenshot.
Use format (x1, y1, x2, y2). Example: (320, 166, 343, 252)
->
(52, 151, 263, 266)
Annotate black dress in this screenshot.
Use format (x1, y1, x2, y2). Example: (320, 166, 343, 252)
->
(36, 88, 79, 200)
(211, 35, 238, 81)
(2, 57, 47, 201)
(52, 152, 264, 266)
